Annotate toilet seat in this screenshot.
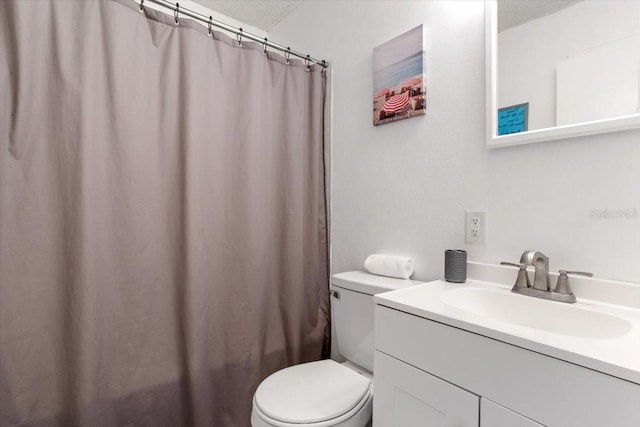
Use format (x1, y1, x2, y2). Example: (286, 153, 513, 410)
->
(252, 360, 373, 427)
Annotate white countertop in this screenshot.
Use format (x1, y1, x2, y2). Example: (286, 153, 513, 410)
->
(375, 278, 640, 385)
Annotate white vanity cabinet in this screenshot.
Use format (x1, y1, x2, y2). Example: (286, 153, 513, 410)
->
(374, 350, 479, 426)
(374, 353, 543, 427)
(374, 304, 640, 427)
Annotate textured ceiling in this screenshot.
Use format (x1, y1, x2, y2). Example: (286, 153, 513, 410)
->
(498, 0, 582, 32)
(191, 0, 303, 32)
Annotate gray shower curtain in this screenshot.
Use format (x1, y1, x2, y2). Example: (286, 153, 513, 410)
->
(0, 1, 329, 426)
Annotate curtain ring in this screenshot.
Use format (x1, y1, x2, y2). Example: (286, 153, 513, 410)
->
(263, 38, 268, 55)
(208, 16, 213, 36)
(305, 55, 311, 71)
(174, 3, 179, 25)
(237, 28, 243, 47)
(285, 47, 291, 65)
(139, 0, 144, 13)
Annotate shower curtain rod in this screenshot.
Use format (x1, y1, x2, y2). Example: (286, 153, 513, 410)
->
(139, 0, 329, 69)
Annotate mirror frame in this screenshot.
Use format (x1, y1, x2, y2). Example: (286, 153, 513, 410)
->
(485, 0, 640, 148)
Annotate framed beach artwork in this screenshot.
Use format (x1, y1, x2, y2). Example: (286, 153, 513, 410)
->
(373, 24, 426, 126)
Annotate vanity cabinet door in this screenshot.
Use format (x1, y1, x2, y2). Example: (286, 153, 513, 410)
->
(481, 398, 545, 427)
(373, 351, 479, 427)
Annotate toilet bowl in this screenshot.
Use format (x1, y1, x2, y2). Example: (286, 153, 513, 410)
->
(251, 360, 373, 427)
(251, 271, 416, 427)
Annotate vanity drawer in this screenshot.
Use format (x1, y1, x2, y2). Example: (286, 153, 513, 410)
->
(375, 305, 640, 427)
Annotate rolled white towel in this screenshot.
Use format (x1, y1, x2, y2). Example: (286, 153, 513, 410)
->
(364, 254, 414, 279)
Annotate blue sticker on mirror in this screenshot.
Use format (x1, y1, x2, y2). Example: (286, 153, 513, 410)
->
(498, 103, 528, 135)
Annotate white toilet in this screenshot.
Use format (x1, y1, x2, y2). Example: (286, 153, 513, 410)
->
(251, 271, 415, 427)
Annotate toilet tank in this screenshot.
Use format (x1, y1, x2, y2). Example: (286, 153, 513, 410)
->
(331, 271, 420, 372)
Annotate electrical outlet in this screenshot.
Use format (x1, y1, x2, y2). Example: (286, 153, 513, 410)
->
(471, 217, 480, 237)
(465, 211, 486, 244)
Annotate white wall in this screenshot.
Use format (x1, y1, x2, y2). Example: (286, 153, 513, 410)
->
(269, 1, 640, 284)
(498, 1, 639, 130)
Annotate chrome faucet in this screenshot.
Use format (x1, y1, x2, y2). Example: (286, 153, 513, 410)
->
(501, 251, 592, 304)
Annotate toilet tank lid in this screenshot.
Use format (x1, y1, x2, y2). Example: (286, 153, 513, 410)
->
(331, 271, 423, 295)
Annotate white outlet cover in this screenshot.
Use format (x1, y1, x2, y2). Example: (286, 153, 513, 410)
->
(465, 211, 487, 244)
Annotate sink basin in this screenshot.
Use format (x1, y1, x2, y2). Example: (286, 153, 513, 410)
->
(440, 287, 632, 339)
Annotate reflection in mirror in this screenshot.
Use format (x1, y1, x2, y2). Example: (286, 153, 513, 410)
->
(499, 0, 639, 133)
(486, 0, 640, 147)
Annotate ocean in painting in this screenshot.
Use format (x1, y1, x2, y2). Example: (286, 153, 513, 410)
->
(374, 51, 424, 92)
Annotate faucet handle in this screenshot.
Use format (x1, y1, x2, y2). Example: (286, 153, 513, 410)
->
(500, 262, 531, 289)
(558, 270, 593, 278)
(500, 261, 524, 268)
(554, 270, 593, 301)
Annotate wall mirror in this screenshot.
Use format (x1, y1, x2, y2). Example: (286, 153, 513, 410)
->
(486, 0, 640, 148)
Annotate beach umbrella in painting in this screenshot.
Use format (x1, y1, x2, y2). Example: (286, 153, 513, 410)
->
(383, 92, 410, 113)
(401, 76, 423, 88)
(375, 88, 390, 98)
